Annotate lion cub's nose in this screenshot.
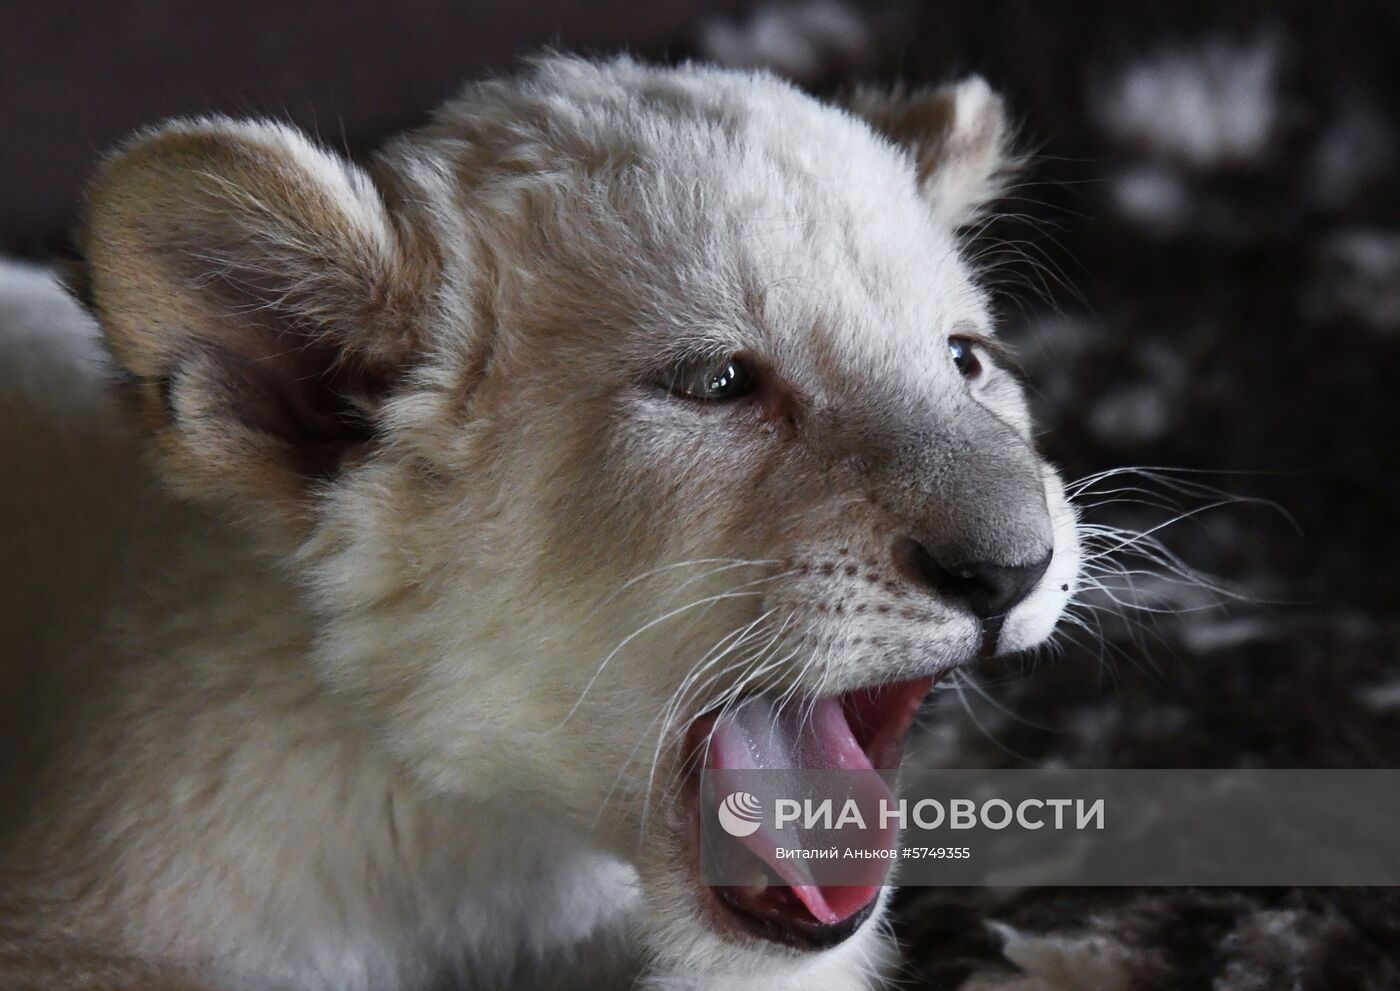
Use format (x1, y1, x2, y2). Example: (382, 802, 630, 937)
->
(891, 536, 1052, 620)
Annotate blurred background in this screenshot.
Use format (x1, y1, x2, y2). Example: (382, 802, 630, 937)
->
(5, 1, 1399, 986)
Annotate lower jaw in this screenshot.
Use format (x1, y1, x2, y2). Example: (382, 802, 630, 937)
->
(712, 882, 879, 950)
(683, 777, 887, 953)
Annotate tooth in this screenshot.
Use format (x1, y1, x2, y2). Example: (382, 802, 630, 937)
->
(743, 870, 769, 897)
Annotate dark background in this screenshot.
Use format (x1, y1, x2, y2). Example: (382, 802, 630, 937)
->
(5, 1, 1399, 986)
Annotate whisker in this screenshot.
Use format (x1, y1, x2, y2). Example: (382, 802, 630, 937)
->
(561, 566, 791, 727)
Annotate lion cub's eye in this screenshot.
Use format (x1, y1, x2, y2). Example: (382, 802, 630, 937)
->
(658, 356, 756, 401)
(948, 336, 983, 379)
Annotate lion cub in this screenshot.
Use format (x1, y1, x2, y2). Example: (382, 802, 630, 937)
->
(0, 56, 1079, 990)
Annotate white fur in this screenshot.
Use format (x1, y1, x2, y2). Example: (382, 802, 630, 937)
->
(2, 57, 1081, 990)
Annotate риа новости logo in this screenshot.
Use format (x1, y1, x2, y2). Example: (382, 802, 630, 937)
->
(716, 791, 764, 837)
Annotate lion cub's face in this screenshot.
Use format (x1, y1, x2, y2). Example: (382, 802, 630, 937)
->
(82, 57, 1079, 968)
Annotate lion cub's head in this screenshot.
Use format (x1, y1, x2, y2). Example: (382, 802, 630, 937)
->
(79, 56, 1079, 973)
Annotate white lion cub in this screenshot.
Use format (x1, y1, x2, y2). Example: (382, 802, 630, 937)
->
(0, 56, 1080, 990)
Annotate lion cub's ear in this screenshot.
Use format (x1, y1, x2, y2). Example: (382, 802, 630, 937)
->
(79, 119, 433, 529)
(847, 77, 1012, 226)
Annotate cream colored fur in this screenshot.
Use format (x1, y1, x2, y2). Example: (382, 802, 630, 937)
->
(0, 57, 1080, 990)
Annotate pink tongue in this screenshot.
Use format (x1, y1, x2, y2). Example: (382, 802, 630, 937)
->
(707, 695, 894, 925)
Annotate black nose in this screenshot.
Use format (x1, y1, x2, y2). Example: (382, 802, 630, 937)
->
(892, 537, 1052, 620)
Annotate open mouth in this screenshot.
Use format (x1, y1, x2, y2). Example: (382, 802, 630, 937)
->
(685, 675, 937, 950)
